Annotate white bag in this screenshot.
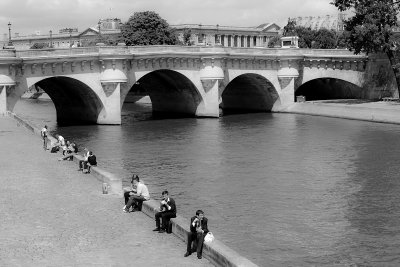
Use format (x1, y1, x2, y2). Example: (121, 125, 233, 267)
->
(204, 232, 214, 243)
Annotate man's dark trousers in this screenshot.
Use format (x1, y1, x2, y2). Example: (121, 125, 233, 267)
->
(155, 211, 176, 230)
(187, 232, 205, 257)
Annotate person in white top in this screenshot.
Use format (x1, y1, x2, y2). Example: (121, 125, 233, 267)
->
(123, 175, 150, 213)
(40, 125, 48, 150)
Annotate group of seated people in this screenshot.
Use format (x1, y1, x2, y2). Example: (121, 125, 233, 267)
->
(123, 175, 209, 259)
(52, 134, 97, 173)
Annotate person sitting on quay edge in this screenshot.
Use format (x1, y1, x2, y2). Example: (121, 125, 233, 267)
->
(40, 125, 48, 150)
(123, 175, 150, 213)
(78, 148, 90, 171)
(58, 142, 78, 161)
(184, 210, 209, 259)
(153, 190, 176, 233)
(83, 151, 97, 173)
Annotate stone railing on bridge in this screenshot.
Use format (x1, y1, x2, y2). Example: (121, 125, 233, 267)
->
(0, 49, 16, 58)
(10, 46, 368, 59)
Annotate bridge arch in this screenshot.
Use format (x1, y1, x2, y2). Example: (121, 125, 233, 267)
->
(32, 76, 104, 125)
(125, 69, 202, 117)
(221, 73, 279, 114)
(296, 78, 364, 101)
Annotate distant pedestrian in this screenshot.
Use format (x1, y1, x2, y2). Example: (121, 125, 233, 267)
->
(153, 190, 176, 233)
(40, 125, 48, 150)
(184, 210, 209, 259)
(83, 151, 97, 173)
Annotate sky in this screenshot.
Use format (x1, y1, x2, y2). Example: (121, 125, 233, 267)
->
(0, 0, 341, 37)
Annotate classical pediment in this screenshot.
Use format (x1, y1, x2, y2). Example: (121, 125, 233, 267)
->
(256, 23, 281, 32)
(78, 27, 99, 37)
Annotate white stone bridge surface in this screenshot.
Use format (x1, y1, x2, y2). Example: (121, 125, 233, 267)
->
(0, 45, 392, 125)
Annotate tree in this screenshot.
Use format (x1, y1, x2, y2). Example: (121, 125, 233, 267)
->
(30, 42, 49, 49)
(120, 11, 178, 45)
(312, 29, 337, 49)
(267, 35, 282, 48)
(332, 0, 400, 93)
(283, 18, 297, 37)
(295, 26, 315, 48)
(182, 28, 193, 46)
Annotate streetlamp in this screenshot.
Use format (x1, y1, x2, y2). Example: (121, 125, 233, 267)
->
(7, 22, 12, 46)
(49, 30, 53, 48)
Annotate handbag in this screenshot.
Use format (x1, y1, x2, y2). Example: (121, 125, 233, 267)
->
(204, 232, 214, 243)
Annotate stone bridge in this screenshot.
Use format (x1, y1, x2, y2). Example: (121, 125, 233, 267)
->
(0, 45, 391, 125)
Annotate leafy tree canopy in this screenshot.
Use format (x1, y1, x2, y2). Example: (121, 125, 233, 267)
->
(120, 11, 178, 46)
(332, 0, 399, 54)
(332, 0, 400, 93)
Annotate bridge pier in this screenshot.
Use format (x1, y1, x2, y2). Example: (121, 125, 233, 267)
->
(197, 61, 224, 117)
(273, 67, 299, 111)
(0, 75, 16, 115)
(99, 69, 127, 124)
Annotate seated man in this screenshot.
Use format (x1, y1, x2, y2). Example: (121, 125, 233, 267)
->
(78, 148, 90, 171)
(153, 190, 176, 233)
(83, 151, 97, 173)
(123, 175, 150, 213)
(184, 210, 209, 259)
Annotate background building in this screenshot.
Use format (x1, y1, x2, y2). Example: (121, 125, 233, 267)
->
(292, 13, 347, 31)
(8, 18, 122, 49)
(6, 19, 280, 49)
(173, 23, 281, 47)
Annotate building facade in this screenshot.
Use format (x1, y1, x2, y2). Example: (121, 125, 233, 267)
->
(7, 18, 122, 50)
(5, 19, 280, 49)
(173, 23, 281, 47)
(292, 13, 347, 31)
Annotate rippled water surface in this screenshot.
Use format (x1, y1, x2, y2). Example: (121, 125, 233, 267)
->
(14, 99, 400, 266)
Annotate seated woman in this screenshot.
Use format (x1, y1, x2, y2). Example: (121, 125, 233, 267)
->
(83, 151, 97, 173)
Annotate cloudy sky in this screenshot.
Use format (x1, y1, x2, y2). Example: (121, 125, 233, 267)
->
(0, 0, 340, 36)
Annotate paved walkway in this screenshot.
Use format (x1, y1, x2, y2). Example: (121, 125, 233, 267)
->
(0, 116, 212, 267)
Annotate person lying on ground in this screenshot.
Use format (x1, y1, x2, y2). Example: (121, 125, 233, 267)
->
(123, 175, 150, 213)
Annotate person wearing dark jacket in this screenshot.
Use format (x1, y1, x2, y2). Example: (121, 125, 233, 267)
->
(184, 210, 209, 259)
(83, 151, 97, 173)
(153, 190, 176, 233)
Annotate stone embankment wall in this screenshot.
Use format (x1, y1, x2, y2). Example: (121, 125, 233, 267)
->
(6, 111, 259, 267)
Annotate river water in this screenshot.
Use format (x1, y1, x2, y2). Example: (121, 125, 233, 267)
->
(14, 98, 400, 266)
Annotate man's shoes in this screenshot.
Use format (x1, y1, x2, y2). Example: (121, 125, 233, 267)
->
(184, 252, 191, 257)
(158, 229, 165, 233)
(122, 205, 126, 211)
(152, 228, 160, 231)
(197, 255, 202, 259)
(123, 209, 129, 213)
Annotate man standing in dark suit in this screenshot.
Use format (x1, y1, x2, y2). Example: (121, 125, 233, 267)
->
(184, 210, 209, 259)
(153, 190, 176, 233)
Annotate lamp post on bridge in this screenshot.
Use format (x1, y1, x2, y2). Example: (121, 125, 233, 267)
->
(7, 22, 13, 46)
(49, 30, 53, 48)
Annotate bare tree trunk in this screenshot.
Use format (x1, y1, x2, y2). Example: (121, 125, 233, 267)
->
(386, 50, 400, 97)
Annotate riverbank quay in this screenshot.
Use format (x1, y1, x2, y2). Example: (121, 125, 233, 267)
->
(0, 116, 213, 267)
(281, 100, 400, 124)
